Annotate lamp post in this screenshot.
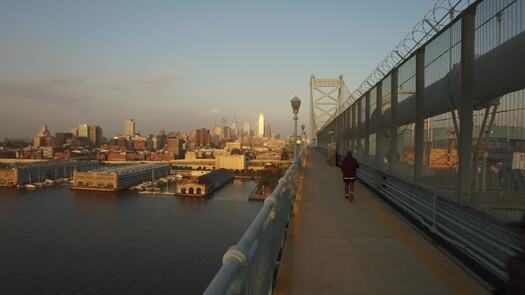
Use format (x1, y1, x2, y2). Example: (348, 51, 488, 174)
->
(328, 129, 335, 165)
(290, 96, 301, 160)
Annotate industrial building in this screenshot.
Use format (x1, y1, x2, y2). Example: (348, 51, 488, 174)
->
(72, 163, 169, 191)
(215, 154, 247, 170)
(176, 169, 234, 197)
(0, 160, 99, 187)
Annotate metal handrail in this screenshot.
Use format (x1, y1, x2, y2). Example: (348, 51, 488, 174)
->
(204, 151, 304, 295)
(356, 163, 522, 281)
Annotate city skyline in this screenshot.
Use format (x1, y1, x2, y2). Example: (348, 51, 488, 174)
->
(18, 113, 280, 143)
(0, 0, 431, 138)
(1, 113, 287, 140)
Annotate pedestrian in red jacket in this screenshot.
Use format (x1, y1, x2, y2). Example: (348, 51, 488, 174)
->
(341, 151, 359, 201)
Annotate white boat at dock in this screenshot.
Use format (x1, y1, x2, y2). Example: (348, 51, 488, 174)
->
(43, 179, 55, 186)
(25, 184, 37, 190)
(138, 190, 175, 196)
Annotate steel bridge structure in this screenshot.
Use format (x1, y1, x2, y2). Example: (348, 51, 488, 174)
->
(206, 0, 525, 293)
(316, 0, 525, 283)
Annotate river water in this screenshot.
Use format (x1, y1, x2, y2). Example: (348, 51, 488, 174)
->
(0, 180, 261, 295)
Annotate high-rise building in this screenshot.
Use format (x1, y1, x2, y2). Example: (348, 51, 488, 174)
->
(34, 125, 54, 148)
(152, 135, 164, 150)
(146, 135, 154, 151)
(213, 124, 224, 139)
(230, 118, 239, 139)
(55, 132, 73, 146)
(37, 124, 51, 137)
(196, 128, 211, 147)
(78, 124, 89, 138)
(265, 123, 272, 139)
(258, 113, 265, 137)
(243, 121, 251, 138)
(224, 126, 231, 140)
(71, 127, 79, 137)
(166, 137, 184, 159)
(88, 125, 102, 146)
(124, 119, 135, 136)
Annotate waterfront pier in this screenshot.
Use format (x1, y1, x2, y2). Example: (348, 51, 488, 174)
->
(176, 168, 234, 198)
(0, 160, 99, 187)
(72, 163, 170, 192)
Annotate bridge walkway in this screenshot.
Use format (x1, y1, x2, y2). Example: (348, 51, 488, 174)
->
(274, 149, 489, 295)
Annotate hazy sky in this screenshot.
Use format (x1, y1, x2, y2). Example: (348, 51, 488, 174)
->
(0, 0, 432, 138)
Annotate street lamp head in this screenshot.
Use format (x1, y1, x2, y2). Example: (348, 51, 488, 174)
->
(290, 96, 301, 114)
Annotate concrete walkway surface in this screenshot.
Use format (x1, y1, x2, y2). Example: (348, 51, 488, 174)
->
(274, 149, 489, 295)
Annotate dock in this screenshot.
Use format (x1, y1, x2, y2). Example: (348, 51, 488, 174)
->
(176, 169, 234, 198)
(72, 163, 170, 192)
(138, 190, 176, 196)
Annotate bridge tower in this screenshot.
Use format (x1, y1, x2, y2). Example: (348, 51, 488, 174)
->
(308, 75, 347, 144)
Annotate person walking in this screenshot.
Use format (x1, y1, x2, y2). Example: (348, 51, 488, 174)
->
(341, 151, 359, 201)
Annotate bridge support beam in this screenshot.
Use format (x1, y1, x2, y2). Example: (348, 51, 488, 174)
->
(414, 48, 425, 184)
(458, 7, 476, 202)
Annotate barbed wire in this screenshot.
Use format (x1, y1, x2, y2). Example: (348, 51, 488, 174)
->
(344, 0, 474, 109)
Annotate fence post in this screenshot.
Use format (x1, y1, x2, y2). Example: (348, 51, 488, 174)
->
(344, 108, 349, 157)
(365, 92, 371, 164)
(351, 103, 356, 155)
(458, 6, 476, 203)
(375, 81, 384, 168)
(390, 69, 399, 174)
(357, 98, 363, 160)
(414, 48, 425, 184)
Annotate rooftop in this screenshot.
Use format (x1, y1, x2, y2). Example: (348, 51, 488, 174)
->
(89, 163, 169, 175)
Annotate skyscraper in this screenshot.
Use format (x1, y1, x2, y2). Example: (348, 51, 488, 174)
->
(88, 125, 102, 146)
(33, 124, 53, 148)
(78, 124, 89, 138)
(258, 113, 265, 137)
(213, 124, 224, 139)
(124, 119, 135, 136)
(230, 118, 239, 139)
(196, 128, 211, 147)
(243, 121, 251, 138)
(55, 132, 72, 146)
(265, 123, 272, 139)
(166, 137, 184, 159)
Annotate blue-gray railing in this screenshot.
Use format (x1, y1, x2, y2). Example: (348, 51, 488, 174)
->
(204, 151, 304, 295)
(356, 162, 522, 281)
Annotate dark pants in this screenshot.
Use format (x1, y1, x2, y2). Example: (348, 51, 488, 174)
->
(343, 177, 356, 195)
